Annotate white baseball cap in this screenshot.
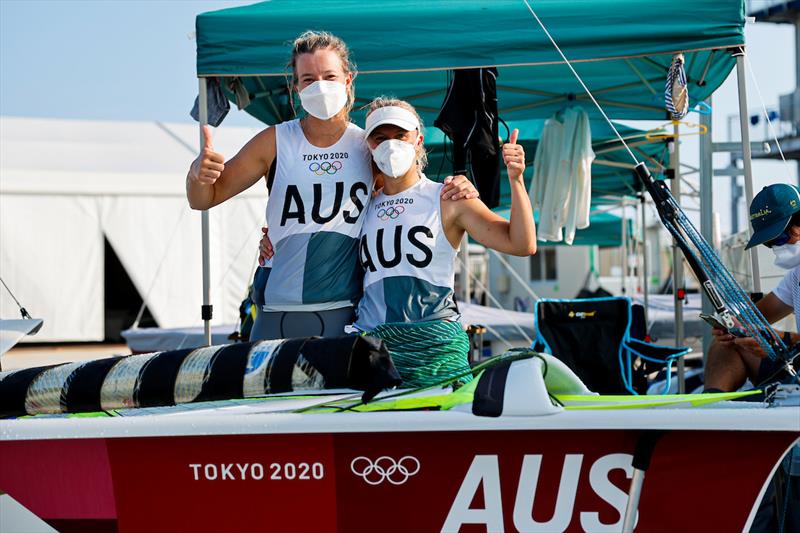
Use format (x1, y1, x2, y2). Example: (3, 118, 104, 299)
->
(364, 106, 420, 137)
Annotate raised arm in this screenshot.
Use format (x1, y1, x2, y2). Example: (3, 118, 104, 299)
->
(444, 129, 536, 256)
(186, 125, 276, 210)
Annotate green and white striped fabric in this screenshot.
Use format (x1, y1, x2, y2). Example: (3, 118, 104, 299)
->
(367, 320, 471, 388)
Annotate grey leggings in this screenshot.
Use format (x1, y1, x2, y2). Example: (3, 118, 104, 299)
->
(249, 306, 355, 341)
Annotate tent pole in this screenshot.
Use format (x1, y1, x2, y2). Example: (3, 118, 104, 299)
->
(671, 124, 686, 393)
(620, 202, 627, 294)
(699, 98, 714, 362)
(198, 78, 212, 346)
(460, 234, 471, 304)
(640, 194, 650, 327)
(734, 50, 762, 294)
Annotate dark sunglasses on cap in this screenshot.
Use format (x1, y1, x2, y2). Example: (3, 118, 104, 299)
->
(765, 231, 791, 248)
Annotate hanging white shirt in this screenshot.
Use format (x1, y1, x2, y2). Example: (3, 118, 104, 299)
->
(529, 107, 593, 245)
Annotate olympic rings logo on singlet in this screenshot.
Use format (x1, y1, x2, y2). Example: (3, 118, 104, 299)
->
(309, 161, 343, 175)
(377, 206, 405, 220)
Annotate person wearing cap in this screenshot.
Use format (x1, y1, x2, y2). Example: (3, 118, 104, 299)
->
(704, 183, 800, 392)
(352, 97, 537, 387)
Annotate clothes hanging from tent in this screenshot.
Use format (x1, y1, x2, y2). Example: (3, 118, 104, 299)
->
(434, 68, 501, 208)
(529, 107, 593, 245)
(227, 78, 251, 110)
(190, 77, 230, 127)
(665, 53, 688, 120)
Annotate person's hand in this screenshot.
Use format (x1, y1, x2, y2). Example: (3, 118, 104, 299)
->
(441, 175, 479, 200)
(258, 227, 274, 266)
(732, 335, 768, 359)
(711, 327, 737, 345)
(502, 129, 525, 182)
(189, 125, 226, 185)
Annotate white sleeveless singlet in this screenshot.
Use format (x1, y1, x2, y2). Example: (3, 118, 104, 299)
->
(354, 175, 459, 331)
(262, 119, 372, 311)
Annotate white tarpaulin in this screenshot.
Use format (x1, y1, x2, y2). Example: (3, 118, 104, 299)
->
(0, 117, 266, 342)
(122, 303, 536, 354)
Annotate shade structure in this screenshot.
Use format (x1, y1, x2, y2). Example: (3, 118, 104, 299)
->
(423, 118, 669, 205)
(196, 0, 744, 126)
(491, 207, 632, 248)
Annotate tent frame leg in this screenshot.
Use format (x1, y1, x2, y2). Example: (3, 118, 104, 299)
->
(699, 97, 714, 361)
(460, 234, 471, 304)
(671, 123, 686, 393)
(640, 194, 650, 327)
(198, 77, 213, 346)
(734, 49, 762, 295)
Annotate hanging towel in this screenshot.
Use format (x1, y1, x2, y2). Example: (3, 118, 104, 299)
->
(227, 77, 252, 110)
(190, 77, 230, 127)
(530, 107, 593, 245)
(665, 53, 688, 120)
(434, 68, 501, 208)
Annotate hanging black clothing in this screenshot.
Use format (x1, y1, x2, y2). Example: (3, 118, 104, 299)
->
(434, 67, 501, 208)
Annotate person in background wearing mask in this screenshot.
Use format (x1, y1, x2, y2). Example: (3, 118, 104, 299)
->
(704, 183, 800, 393)
(353, 98, 537, 387)
(186, 31, 476, 341)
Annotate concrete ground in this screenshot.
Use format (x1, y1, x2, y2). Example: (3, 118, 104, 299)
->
(2, 343, 130, 371)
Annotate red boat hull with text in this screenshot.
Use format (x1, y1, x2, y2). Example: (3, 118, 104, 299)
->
(1, 428, 797, 532)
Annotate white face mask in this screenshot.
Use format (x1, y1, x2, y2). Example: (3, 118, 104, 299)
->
(773, 241, 800, 269)
(370, 138, 418, 178)
(298, 80, 348, 120)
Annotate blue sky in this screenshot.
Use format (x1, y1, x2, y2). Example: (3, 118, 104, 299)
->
(0, 0, 796, 233)
(0, 0, 259, 127)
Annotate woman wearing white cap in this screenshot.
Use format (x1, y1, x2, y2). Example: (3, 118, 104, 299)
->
(186, 32, 476, 340)
(354, 98, 537, 387)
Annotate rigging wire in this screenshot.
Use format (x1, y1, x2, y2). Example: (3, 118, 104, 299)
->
(518, 1, 796, 377)
(521, 0, 638, 164)
(740, 47, 789, 167)
(0, 277, 32, 319)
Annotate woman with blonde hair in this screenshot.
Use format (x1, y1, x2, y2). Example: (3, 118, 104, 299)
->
(354, 97, 537, 387)
(187, 32, 476, 340)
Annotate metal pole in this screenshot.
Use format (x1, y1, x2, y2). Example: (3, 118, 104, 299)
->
(460, 234, 471, 303)
(671, 124, 686, 393)
(622, 469, 644, 533)
(734, 50, 762, 294)
(640, 195, 650, 327)
(699, 98, 714, 362)
(198, 78, 212, 346)
(620, 202, 627, 294)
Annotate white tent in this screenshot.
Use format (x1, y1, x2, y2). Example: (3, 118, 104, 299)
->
(0, 116, 266, 342)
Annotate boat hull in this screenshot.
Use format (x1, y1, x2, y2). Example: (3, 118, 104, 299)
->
(1, 426, 797, 532)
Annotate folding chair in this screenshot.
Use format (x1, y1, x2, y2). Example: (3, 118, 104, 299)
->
(533, 297, 690, 395)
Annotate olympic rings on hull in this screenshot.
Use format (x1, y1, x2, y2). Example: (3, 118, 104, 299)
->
(377, 206, 405, 220)
(350, 455, 421, 485)
(308, 161, 343, 175)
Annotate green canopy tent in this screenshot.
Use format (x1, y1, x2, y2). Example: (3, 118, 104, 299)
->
(424, 117, 662, 250)
(192, 0, 750, 356)
(196, 0, 743, 127)
(489, 207, 632, 248)
(423, 118, 669, 205)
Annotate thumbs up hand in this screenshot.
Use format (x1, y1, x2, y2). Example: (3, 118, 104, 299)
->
(502, 128, 525, 182)
(190, 125, 226, 185)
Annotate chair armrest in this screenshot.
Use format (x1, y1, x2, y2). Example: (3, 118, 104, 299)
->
(625, 338, 691, 364)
